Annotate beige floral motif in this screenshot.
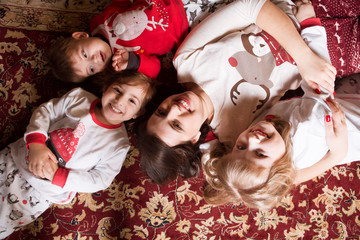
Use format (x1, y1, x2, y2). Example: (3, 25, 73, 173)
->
(220, 213, 250, 237)
(12, 82, 40, 108)
(0, 64, 4, 73)
(104, 181, 144, 217)
(0, 79, 13, 101)
(254, 209, 287, 231)
(14, 67, 24, 82)
(155, 232, 171, 240)
(283, 223, 311, 239)
(177, 181, 202, 205)
(194, 204, 213, 214)
(333, 221, 348, 240)
(54, 233, 89, 240)
(21, 48, 48, 75)
(342, 189, 360, 216)
(277, 194, 294, 210)
(96, 217, 117, 240)
(313, 185, 345, 216)
(77, 192, 104, 212)
(22, 216, 44, 236)
(330, 166, 347, 180)
(0, 42, 21, 55)
(139, 192, 176, 228)
(134, 225, 149, 239)
(123, 145, 139, 168)
(193, 217, 216, 239)
(309, 209, 329, 239)
(120, 228, 133, 240)
(50, 222, 59, 234)
(176, 219, 191, 234)
(5, 29, 27, 39)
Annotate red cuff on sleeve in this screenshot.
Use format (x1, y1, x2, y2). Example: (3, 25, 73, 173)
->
(25, 133, 47, 149)
(300, 18, 321, 29)
(52, 168, 70, 188)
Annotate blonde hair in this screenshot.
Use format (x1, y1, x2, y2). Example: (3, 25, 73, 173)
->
(203, 117, 295, 210)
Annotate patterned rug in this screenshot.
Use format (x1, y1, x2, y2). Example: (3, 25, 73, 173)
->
(1, 0, 360, 239)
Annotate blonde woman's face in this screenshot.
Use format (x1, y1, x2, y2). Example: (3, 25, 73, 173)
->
(231, 120, 286, 168)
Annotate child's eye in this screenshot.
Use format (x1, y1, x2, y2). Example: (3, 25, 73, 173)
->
(82, 50, 87, 58)
(237, 145, 246, 150)
(114, 88, 122, 94)
(129, 99, 136, 104)
(90, 66, 94, 73)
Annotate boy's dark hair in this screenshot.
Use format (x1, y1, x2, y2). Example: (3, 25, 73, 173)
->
(47, 37, 82, 83)
(136, 118, 210, 185)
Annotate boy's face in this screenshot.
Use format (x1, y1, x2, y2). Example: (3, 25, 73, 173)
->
(99, 83, 147, 125)
(68, 32, 112, 81)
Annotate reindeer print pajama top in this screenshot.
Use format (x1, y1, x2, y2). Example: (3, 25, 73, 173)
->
(174, 0, 330, 148)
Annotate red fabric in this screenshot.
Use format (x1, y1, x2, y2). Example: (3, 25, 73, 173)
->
(90, 0, 189, 79)
(300, 17, 321, 29)
(312, 0, 360, 78)
(52, 167, 70, 188)
(25, 133, 47, 149)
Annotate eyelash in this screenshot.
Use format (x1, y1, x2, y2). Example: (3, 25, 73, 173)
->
(237, 145, 266, 158)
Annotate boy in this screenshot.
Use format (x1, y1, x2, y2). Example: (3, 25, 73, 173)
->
(0, 70, 155, 238)
(48, 0, 188, 83)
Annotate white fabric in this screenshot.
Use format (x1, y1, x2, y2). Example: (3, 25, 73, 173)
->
(254, 81, 360, 169)
(174, 0, 329, 149)
(10, 88, 130, 204)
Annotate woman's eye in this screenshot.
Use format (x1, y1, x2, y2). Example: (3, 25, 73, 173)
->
(156, 109, 166, 116)
(90, 67, 94, 73)
(255, 151, 266, 157)
(83, 51, 87, 58)
(129, 99, 136, 104)
(173, 121, 182, 130)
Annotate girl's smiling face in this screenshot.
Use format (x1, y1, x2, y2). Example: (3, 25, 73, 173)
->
(98, 83, 147, 125)
(231, 120, 286, 168)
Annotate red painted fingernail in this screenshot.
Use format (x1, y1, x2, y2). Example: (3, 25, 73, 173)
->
(333, 91, 336, 95)
(265, 114, 275, 120)
(315, 89, 321, 94)
(326, 115, 331, 122)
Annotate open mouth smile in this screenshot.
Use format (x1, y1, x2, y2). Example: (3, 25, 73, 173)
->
(251, 129, 269, 138)
(176, 97, 191, 111)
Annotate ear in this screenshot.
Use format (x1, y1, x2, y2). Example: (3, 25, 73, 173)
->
(191, 131, 201, 145)
(72, 32, 89, 39)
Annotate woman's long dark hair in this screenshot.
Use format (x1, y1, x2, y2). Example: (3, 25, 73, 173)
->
(134, 83, 210, 184)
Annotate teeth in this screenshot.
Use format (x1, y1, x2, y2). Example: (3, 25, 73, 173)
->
(178, 99, 190, 111)
(111, 104, 121, 113)
(252, 129, 269, 138)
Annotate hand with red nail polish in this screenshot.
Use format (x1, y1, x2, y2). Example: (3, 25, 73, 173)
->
(324, 97, 348, 161)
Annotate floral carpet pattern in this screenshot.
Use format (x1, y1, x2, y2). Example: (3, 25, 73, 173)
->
(1, 0, 360, 239)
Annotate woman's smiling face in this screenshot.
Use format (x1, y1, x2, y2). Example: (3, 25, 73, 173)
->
(147, 91, 210, 147)
(231, 120, 286, 168)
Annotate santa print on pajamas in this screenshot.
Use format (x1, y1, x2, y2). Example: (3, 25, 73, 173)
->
(0, 88, 130, 239)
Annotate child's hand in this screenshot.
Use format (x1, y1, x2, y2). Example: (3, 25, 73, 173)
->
(42, 161, 59, 181)
(112, 49, 129, 71)
(324, 97, 348, 161)
(28, 143, 58, 179)
(293, 0, 315, 23)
